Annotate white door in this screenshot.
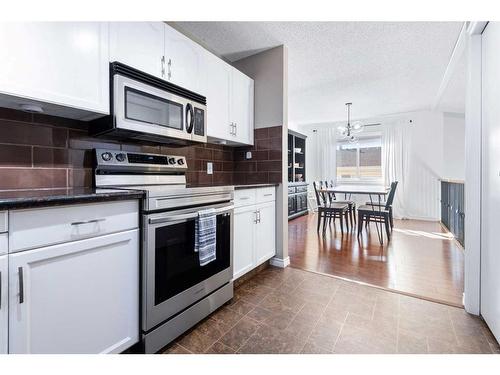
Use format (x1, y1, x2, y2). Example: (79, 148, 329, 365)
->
(233, 206, 257, 279)
(8, 230, 139, 354)
(109, 22, 164, 79)
(230, 68, 254, 145)
(164, 24, 201, 92)
(0, 22, 109, 114)
(202, 50, 232, 141)
(481, 21, 500, 343)
(0, 255, 7, 354)
(254, 202, 276, 266)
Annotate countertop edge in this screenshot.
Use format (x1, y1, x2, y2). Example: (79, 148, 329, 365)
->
(0, 191, 145, 211)
(234, 183, 280, 189)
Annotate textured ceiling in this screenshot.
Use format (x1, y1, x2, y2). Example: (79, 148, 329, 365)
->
(174, 21, 464, 125)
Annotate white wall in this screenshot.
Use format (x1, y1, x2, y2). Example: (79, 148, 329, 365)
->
(443, 112, 466, 181)
(479, 21, 500, 342)
(298, 109, 465, 221)
(233, 46, 286, 129)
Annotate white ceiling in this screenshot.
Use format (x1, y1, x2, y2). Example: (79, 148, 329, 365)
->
(174, 21, 464, 125)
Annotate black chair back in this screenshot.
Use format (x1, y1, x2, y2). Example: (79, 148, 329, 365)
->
(313, 181, 322, 206)
(384, 181, 399, 210)
(329, 180, 337, 200)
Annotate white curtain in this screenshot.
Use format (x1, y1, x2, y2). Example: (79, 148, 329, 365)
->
(315, 127, 338, 184)
(382, 119, 411, 219)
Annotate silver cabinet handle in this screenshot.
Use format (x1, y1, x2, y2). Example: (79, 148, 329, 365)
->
(229, 122, 233, 135)
(167, 58, 172, 80)
(18, 267, 24, 304)
(263, 193, 273, 197)
(71, 218, 106, 226)
(234, 122, 237, 136)
(161, 56, 165, 77)
(254, 211, 259, 224)
(239, 197, 250, 200)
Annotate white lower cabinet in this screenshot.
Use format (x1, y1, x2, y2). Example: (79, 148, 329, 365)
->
(8, 229, 139, 354)
(0, 255, 7, 354)
(233, 206, 257, 279)
(255, 202, 276, 265)
(233, 188, 276, 280)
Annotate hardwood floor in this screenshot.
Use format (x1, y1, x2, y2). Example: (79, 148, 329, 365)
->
(288, 213, 464, 306)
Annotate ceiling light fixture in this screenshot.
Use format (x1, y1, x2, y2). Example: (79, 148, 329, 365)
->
(337, 102, 363, 143)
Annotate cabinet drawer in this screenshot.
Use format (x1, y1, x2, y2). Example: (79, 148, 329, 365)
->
(234, 189, 257, 208)
(0, 211, 7, 233)
(256, 187, 275, 203)
(9, 200, 139, 253)
(0, 233, 7, 255)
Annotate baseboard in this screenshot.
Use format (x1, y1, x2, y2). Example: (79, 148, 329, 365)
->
(269, 256, 290, 268)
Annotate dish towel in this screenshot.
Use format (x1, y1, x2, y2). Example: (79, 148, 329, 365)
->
(194, 208, 217, 266)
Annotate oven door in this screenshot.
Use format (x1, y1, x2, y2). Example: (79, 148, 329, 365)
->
(143, 202, 233, 331)
(113, 74, 192, 142)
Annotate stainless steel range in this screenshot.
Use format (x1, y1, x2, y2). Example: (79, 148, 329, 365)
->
(94, 149, 234, 353)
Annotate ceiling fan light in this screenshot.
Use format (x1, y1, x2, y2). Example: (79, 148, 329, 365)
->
(351, 121, 364, 133)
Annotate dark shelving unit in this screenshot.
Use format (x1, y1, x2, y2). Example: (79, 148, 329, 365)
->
(288, 130, 308, 220)
(440, 180, 465, 247)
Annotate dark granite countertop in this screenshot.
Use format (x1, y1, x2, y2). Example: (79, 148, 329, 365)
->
(0, 188, 145, 210)
(234, 183, 279, 189)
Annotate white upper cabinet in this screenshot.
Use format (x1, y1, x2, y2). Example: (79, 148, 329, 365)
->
(202, 50, 232, 141)
(0, 22, 109, 117)
(202, 50, 254, 146)
(164, 25, 202, 93)
(0, 255, 7, 354)
(230, 68, 254, 145)
(109, 22, 164, 79)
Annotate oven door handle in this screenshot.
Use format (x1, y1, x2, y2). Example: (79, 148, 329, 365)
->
(148, 205, 234, 225)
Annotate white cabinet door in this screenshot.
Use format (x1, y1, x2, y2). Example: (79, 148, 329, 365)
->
(230, 68, 254, 145)
(202, 50, 232, 141)
(164, 24, 201, 93)
(0, 22, 109, 114)
(233, 206, 257, 279)
(255, 201, 276, 266)
(8, 230, 139, 354)
(0, 255, 7, 354)
(109, 22, 164, 79)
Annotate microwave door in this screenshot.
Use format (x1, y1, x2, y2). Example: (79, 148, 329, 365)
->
(114, 74, 191, 141)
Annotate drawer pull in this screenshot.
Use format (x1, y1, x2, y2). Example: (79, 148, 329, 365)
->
(263, 193, 273, 197)
(239, 197, 250, 200)
(18, 267, 24, 304)
(71, 218, 106, 226)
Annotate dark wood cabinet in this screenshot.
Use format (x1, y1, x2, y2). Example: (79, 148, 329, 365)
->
(440, 180, 465, 247)
(288, 130, 308, 220)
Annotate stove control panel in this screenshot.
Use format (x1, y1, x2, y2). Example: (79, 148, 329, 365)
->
(95, 149, 188, 170)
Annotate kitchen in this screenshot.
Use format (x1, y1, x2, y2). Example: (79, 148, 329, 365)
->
(0, 21, 286, 354)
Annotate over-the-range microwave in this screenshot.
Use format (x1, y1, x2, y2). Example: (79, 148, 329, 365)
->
(90, 62, 207, 145)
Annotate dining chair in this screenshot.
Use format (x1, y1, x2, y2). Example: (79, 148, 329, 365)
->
(357, 182, 398, 240)
(313, 181, 349, 234)
(327, 180, 357, 228)
(364, 181, 398, 229)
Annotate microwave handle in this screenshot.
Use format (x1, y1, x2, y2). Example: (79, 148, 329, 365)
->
(186, 103, 195, 134)
(149, 205, 234, 225)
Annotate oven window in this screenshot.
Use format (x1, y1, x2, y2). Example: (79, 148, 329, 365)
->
(125, 87, 183, 130)
(154, 213, 231, 305)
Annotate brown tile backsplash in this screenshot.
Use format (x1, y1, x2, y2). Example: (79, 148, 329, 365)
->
(233, 127, 283, 185)
(0, 107, 283, 191)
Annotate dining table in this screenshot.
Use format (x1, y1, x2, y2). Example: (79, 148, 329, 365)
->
(318, 184, 391, 245)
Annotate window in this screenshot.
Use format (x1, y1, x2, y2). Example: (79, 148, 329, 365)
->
(336, 135, 382, 181)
